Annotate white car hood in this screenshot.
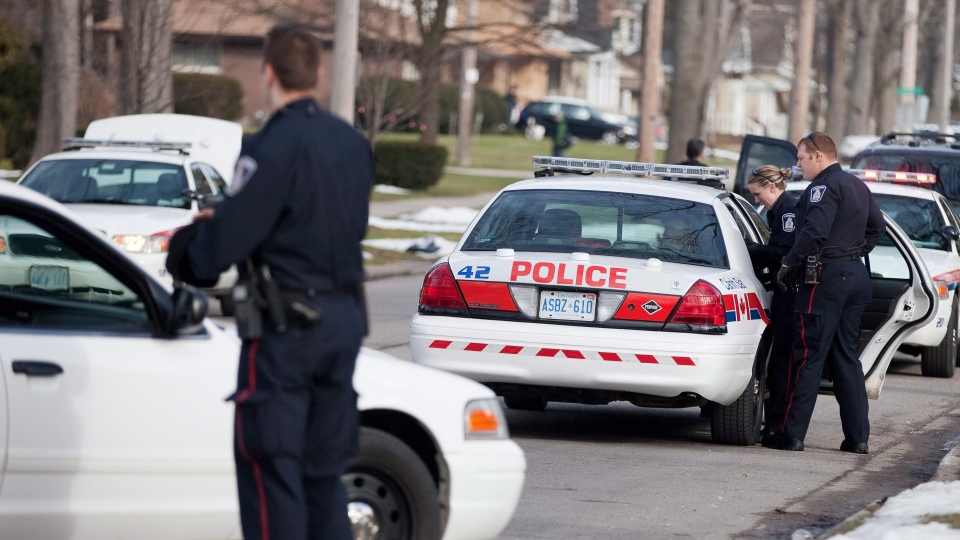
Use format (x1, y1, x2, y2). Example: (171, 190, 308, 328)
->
(66, 203, 193, 236)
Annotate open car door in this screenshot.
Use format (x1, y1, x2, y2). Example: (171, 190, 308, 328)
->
(819, 214, 938, 398)
(734, 135, 799, 198)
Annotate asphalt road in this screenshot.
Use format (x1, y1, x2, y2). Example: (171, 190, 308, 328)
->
(362, 273, 960, 539)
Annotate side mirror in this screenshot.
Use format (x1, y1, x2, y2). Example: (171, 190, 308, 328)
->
(200, 194, 224, 208)
(168, 284, 208, 335)
(942, 225, 960, 241)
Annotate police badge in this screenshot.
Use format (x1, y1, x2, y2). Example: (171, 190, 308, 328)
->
(782, 212, 796, 232)
(228, 156, 258, 195)
(810, 185, 826, 203)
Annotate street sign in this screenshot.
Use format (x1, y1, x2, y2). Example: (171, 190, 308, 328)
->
(897, 86, 924, 97)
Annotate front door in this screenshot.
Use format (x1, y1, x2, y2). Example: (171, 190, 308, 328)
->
(734, 135, 799, 197)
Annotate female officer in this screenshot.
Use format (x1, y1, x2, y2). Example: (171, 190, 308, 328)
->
(745, 165, 798, 437)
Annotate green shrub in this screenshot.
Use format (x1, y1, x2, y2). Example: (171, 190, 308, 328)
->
(173, 72, 244, 121)
(374, 141, 448, 191)
(0, 58, 41, 168)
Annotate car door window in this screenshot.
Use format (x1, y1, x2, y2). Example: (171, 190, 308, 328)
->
(865, 231, 911, 280)
(721, 199, 756, 242)
(190, 163, 214, 197)
(561, 104, 591, 121)
(730, 195, 771, 243)
(0, 213, 150, 333)
(200, 163, 228, 194)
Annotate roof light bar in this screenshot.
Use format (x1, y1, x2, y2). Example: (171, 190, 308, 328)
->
(847, 168, 937, 185)
(532, 156, 729, 180)
(62, 138, 193, 152)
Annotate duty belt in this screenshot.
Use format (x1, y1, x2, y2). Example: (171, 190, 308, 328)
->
(821, 253, 862, 263)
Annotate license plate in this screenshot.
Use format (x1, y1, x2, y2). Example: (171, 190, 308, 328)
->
(538, 290, 596, 321)
(29, 265, 69, 291)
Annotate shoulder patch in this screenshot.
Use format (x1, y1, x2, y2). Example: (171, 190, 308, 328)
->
(810, 185, 826, 203)
(782, 212, 796, 232)
(229, 156, 258, 195)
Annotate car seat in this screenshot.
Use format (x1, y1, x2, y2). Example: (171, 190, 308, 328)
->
(61, 175, 97, 203)
(151, 173, 185, 205)
(535, 208, 582, 245)
(894, 206, 932, 242)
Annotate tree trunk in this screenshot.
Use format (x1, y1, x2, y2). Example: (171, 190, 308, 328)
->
(824, 0, 851, 142)
(415, 0, 450, 145)
(120, 0, 173, 115)
(30, 0, 80, 165)
(845, 0, 879, 135)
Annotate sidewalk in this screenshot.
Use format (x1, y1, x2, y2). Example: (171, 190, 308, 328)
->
(818, 407, 960, 539)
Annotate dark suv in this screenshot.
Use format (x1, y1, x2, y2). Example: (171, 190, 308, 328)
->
(850, 132, 960, 209)
(516, 99, 629, 144)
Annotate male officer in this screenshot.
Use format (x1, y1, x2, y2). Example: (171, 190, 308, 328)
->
(763, 132, 884, 454)
(166, 25, 373, 539)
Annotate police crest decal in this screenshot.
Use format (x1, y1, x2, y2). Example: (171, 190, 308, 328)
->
(229, 156, 258, 195)
(782, 212, 796, 232)
(810, 185, 826, 203)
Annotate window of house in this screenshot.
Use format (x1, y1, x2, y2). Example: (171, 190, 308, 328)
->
(172, 42, 222, 74)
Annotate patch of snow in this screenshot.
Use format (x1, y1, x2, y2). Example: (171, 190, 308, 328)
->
(833, 481, 960, 540)
(0, 170, 21, 179)
(398, 206, 478, 225)
(363, 234, 458, 258)
(373, 184, 411, 195)
(368, 216, 468, 233)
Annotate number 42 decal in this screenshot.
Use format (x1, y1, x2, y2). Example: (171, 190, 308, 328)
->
(457, 266, 491, 279)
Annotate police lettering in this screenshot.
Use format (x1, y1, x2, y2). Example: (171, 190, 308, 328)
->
(510, 261, 627, 289)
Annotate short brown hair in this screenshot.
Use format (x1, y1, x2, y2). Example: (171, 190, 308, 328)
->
(263, 24, 319, 91)
(798, 131, 837, 159)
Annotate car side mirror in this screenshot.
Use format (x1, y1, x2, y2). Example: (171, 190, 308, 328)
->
(168, 284, 208, 335)
(200, 194, 224, 208)
(941, 225, 960, 241)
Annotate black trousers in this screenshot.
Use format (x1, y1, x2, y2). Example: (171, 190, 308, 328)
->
(231, 295, 363, 540)
(779, 260, 872, 443)
(764, 288, 795, 431)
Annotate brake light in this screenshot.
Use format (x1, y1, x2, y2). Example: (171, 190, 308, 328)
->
(419, 263, 467, 313)
(667, 280, 726, 326)
(459, 281, 518, 311)
(0, 236, 5, 253)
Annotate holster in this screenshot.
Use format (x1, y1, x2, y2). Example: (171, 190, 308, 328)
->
(804, 253, 822, 285)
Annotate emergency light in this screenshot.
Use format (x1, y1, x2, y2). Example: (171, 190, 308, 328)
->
(62, 138, 193, 153)
(532, 156, 729, 181)
(847, 168, 936, 186)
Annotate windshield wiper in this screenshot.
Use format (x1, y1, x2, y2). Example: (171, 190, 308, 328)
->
(71, 198, 138, 205)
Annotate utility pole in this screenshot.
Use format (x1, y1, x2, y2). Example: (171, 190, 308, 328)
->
(636, 0, 663, 163)
(899, 0, 919, 107)
(457, 0, 479, 166)
(933, 0, 956, 131)
(788, 0, 816, 143)
(331, 0, 360, 124)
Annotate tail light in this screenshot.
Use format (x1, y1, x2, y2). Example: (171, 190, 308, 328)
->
(419, 263, 467, 315)
(666, 280, 726, 329)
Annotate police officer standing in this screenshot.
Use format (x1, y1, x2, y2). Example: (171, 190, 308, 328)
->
(762, 132, 884, 454)
(166, 25, 372, 539)
(743, 165, 798, 437)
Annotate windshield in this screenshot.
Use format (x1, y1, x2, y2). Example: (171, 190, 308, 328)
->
(20, 159, 191, 210)
(851, 152, 960, 206)
(872, 193, 948, 251)
(462, 189, 729, 268)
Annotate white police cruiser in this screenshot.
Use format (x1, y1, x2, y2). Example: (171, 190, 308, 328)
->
(786, 170, 960, 378)
(0, 181, 525, 540)
(410, 156, 937, 446)
(15, 114, 241, 312)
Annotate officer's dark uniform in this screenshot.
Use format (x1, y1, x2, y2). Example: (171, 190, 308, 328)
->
(746, 191, 798, 433)
(778, 163, 884, 447)
(172, 98, 372, 539)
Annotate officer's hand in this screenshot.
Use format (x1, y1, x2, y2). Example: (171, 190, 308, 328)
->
(776, 265, 793, 292)
(193, 208, 215, 222)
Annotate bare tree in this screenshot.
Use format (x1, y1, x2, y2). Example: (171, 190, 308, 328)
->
(872, 0, 903, 134)
(412, 0, 452, 144)
(666, 0, 750, 164)
(845, 0, 880, 135)
(823, 0, 851, 142)
(30, 0, 80, 165)
(119, 0, 173, 114)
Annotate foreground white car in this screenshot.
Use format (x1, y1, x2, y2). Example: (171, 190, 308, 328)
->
(15, 114, 242, 311)
(411, 156, 936, 446)
(0, 182, 525, 539)
(786, 179, 960, 378)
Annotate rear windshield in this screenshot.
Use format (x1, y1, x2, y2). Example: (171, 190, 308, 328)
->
(20, 159, 191, 210)
(462, 189, 728, 268)
(873, 193, 948, 251)
(852, 152, 960, 205)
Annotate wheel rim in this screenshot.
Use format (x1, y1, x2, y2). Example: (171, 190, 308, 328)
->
(343, 469, 413, 540)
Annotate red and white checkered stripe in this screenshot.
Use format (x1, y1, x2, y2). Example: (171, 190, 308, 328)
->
(427, 339, 696, 366)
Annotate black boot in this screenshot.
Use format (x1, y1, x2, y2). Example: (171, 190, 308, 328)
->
(840, 439, 868, 454)
(760, 433, 804, 451)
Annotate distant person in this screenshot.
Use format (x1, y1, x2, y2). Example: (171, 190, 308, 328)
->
(679, 138, 707, 166)
(505, 85, 519, 125)
(552, 112, 570, 157)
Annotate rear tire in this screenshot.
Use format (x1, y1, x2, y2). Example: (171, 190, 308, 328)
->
(922, 303, 957, 378)
(503, 395, 548, 411)
(710, 337, 768, 445)
(343, 427, 441, 540)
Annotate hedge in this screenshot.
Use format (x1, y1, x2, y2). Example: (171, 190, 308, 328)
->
(0, 58, 41, 168)
(374, 141, 448, 191)
(173, 72, 244, 121)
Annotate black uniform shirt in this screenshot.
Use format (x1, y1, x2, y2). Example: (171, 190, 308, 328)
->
(186, 98, 374, 291)
(749, 191, 798, 269)
(783, 163, 884, 267)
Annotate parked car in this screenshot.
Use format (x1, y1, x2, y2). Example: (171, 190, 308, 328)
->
(850, 132, 960, 209)
(410, 155, 936, 446)
(0, 181, 526, 539)
(16, 114, 242, 313)
(516, 97, 630, 144)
